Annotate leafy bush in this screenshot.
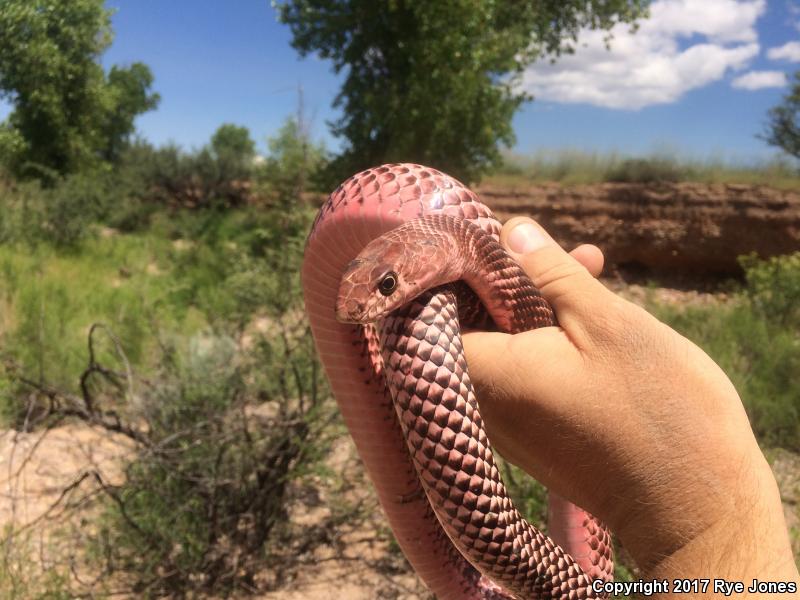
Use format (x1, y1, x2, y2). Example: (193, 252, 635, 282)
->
(211, 123, 256, 179)
(0, 168, 142, 246)
(116, 141, 252, 211)
(90, 323, 331, 596)
(0, 119, 325, 246)
(740, 253, 800, 330)
(84, 194, 329, 594)
(605, 157, 685, 183)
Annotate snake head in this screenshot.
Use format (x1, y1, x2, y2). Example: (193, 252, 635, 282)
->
(335, 222, 465, 324)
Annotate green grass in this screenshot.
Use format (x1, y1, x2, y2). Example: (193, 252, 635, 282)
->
(0, 230, 208, 418)
(490, 150, 800, 188)
(0, 203, 316, 425)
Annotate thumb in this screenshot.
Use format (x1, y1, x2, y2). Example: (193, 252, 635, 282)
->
(501, 217, 616, 345)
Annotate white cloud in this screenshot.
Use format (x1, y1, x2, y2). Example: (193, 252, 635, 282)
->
(518, 0, 765, 110)
(647, 0, 765, 42)
(789, 1, 800, 31)
(767, 41, 800, 62)
(731, 70, 787, 89)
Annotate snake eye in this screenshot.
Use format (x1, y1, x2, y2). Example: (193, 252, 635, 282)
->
(378, 271, 398, 296)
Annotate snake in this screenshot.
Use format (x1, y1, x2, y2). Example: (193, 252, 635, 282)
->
(301, 163, 613, 599)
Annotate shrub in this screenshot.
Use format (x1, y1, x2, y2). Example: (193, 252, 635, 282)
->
(740, 252, 800, 330)
(83, 200, 330, 594)
(211, 123, 256, 180)
(605, 157, 686, 183)
(90, 324, 331, 596)
(114, 127, 257, 214)
(0, 170, 335, 594)
(0, 168, 140, 246)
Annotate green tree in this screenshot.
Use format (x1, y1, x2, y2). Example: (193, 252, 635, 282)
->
(275, 0, 649, 183)
(764, 70, 800, 161)
(211, 123, 257, 163)
(101, 63, 161, 163)
(0, 0, 159, 179)
(208, 123, 257, 198)
(210, 123, 257, 184)
(263, 116, 327, 199)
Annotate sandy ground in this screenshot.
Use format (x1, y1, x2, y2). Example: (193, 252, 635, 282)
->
(258, 436, 430, 600)
(0, 424, 133, 532)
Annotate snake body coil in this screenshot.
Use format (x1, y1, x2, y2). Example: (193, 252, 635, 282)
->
(302, 164, 612, 599)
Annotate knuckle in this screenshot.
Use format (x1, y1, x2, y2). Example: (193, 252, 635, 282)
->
(529, 254, 588, 293)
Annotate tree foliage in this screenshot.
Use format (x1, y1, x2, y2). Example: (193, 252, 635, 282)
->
(263, 116, 328, 200)
(101, 63, 160, 163)
(210, 123, 258, 185)
(211, 123, 257, 164)
(275, 0, 649, 183)
(764, 70, 800, 161)
(0, 0, 159, 179)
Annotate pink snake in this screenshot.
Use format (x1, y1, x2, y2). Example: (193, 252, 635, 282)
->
(302, 163, 613, 599)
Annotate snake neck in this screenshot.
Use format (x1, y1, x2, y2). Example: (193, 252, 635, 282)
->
(455, 218, 556, 334)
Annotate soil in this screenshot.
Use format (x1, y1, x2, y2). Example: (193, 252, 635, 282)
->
(0, 425, 133, 530)
(476, 181, 800, 279)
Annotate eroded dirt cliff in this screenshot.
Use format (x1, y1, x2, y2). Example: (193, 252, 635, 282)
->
(477, 181, 800, 276)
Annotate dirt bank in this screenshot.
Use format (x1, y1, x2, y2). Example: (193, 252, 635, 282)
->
(477, 181, 800, 277)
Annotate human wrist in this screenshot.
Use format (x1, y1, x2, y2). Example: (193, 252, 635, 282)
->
(638, 454, 798, 597)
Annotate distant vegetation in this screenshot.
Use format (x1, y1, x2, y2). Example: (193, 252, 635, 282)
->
(491, 150, 800, 188)
(764, 71, 800, 162)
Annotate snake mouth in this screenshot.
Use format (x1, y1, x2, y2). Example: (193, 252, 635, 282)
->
(334, 297, 368, 324)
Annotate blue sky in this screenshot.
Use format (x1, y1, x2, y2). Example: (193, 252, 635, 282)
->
(2, 0, 798, 163)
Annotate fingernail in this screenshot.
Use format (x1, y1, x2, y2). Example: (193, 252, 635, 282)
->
(507, 223, 548, 254)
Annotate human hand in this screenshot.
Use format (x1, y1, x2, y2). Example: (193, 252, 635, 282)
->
(462, 217, 799, 591)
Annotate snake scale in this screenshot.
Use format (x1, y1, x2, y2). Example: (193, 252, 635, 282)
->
(302, 163, 613, 599)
